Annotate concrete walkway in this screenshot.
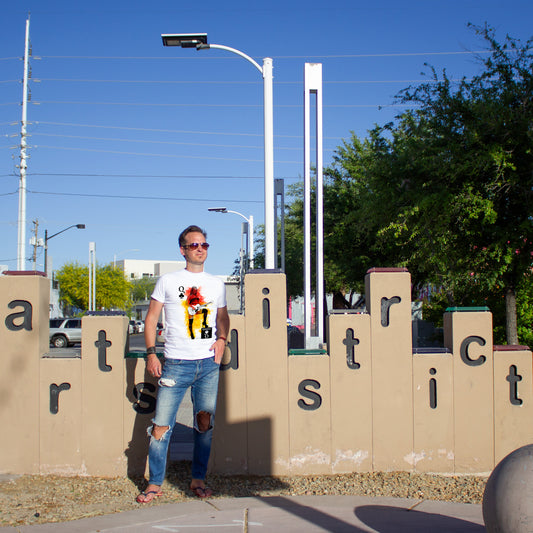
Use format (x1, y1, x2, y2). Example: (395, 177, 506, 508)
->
(3, 495, 486, 532)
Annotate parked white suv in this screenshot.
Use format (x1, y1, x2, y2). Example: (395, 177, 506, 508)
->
(49, 318, 82, 348)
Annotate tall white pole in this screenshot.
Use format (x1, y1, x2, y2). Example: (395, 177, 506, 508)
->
(249, 214, 254, 269)
(89, 242, 96, 311)
(303, 63, 324, 348)
(17, 17, 30, 270)
(262, 57, 275, 269)
(198, 44, 274, 269)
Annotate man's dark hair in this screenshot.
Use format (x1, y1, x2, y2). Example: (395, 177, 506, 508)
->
(179, 225, 207, 247)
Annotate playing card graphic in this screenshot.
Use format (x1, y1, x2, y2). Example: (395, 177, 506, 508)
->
(182, 286, 212, 339)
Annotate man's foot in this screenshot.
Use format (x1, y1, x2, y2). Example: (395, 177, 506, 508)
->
(136, 485, 162, 503)
(190, 486, 213, 499)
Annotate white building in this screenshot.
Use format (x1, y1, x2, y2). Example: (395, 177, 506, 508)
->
(116, 259, 186, 280)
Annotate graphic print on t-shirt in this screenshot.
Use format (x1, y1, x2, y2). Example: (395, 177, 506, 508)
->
(179, 285, 213, 340)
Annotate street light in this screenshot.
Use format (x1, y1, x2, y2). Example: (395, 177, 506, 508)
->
(208, 207, 254, 269)
(162, 32, 274, 269)
(44, 224, 85, 277)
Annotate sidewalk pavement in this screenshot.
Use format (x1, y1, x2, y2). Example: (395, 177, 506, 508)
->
(3, 494, 486, 532)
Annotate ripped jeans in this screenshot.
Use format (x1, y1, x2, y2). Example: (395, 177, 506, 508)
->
(148, 357, 220, 485)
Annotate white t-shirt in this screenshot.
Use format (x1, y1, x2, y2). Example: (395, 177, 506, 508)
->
(151, 269, 227, 360)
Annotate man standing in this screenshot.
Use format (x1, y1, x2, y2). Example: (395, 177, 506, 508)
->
(137, 225, 230, 503)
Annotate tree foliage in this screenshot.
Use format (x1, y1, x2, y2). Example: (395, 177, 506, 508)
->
(130, 277, 157, 302)
(55, 262, 131, 313)
(278, 24, 533, 344)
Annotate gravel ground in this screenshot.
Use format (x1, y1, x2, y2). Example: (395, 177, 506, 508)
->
(0, 462, 487, 528)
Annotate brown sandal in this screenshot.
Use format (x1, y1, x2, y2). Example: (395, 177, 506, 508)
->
(136, 489, 163, 503)
(190, 486, 213, 499)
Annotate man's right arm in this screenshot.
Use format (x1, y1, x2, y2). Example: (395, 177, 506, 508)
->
(144, 298, 164, 377)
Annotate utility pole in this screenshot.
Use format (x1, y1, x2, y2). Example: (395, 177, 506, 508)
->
(17, 16, 31, 270)
(30, 219, 39, 270)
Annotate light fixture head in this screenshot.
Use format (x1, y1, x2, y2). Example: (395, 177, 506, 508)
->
(208, 207, 228, 213)
(161, 33, 208, 48)
(76, 224, 86, 229)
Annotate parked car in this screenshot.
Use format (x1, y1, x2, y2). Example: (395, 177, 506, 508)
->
(135, 320, 145, 333)
(128, 320, 136, 334)
(49, 318, 82, 348)
(156, 327, 165, 344)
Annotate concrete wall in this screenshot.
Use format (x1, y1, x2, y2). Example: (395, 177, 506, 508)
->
(1, 269, 533, 477)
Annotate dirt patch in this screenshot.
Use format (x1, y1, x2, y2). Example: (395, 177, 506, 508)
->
(0, 462, 487, 528)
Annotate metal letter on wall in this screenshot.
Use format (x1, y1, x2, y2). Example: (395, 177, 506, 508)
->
(381, 296, 401, 327)
(221, 329, 239, 371)
(132, 382, 157, 414)
(460, 336, 487, 366)
(5, 300, 32, 331)
(303, 62, 324, 349)
(95, 330, 112, 372)
(49, 383, 71, 414)
(298, 379, 322, 411)
(507, 365, 523, 406)
(343, 328, 360, 369)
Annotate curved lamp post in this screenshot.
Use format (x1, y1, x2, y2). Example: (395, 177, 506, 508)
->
(208, 207, 254, 269)
(44, 224, 85, 277)
(162, 33, 274, 269)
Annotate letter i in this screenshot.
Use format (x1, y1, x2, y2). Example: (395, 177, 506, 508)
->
(429, 368, 437, 409)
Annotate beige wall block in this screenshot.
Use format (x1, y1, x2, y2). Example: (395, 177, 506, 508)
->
(244, 272, 290, 475)
(328, 313, 372, 473)
(288, 354, 331, 474)
(211, 314, 248, 473)
(123, 354, 158, 477)
(444, 310, 494, 473)
(40, 357, 82, 474)
(0, 273, 49, 474)
(81, 315, 128, 476)
(365, 268, 414, 471)
(493, 346, 533, 464)
(413, 351, 454, 472)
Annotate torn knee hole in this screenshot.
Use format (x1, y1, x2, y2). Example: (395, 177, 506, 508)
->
(152, 424, 170, 440)
(196, 411, 212, 432)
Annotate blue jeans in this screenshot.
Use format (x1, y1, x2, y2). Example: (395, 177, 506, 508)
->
(148, 357, 220, 485)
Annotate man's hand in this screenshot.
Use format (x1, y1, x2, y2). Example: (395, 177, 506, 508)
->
(146, 353, 162, 378)
(210, 338, 226, 365)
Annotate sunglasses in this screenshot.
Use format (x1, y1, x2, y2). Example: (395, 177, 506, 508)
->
(183, 242, 210, 250)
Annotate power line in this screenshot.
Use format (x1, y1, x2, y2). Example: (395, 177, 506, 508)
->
(32, 50, 491, 60)
(33, 100, 416, 109)
(31, 144, 302, 164)
(27, 172, 301, 180)
(32, 132, 321, 152)
(35, 121, 345, 140)
(28, 189, 263, 203)
(33, 77, 468, 85)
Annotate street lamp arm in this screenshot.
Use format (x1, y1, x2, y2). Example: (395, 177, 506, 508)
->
(198, 43, 264, 75)
(226, 210, 250, 222)
(47, 224, 84, 241)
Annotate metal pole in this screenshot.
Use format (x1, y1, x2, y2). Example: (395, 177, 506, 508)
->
(314, 65, 324, 344)
(17, 17, 30, 270)
(44, 229, 49, 276)
(303, 63, 324, 348)
(89, 242, 96, 311)
(262, 57, 275, 269)
(199, 44, 274, 269)
(275, 178, 285, 272)
(248, 215, 254, 269)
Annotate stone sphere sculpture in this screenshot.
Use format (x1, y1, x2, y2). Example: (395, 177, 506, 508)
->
(483, 444, 533, 532)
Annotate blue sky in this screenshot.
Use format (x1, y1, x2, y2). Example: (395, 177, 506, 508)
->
(1, 0, 532, 277)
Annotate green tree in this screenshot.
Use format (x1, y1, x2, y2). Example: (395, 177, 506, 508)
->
(130, 277, 157, 302)
(56, 261, 131, 313)
(297, 23, 532, 343)
(377, 23, 533, 344)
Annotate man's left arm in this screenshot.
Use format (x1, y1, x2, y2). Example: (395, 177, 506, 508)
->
(210, 306, 230, 364)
